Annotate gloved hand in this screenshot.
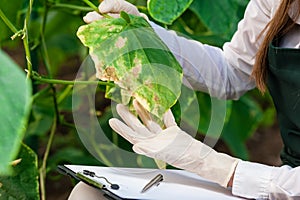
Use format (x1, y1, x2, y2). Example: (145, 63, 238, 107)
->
(83, 0, 148, 23)
(109, 100, 240, 187)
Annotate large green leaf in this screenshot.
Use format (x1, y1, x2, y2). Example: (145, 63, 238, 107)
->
(77, 13, 182, 118)
(189, 0, 249, 40)
(177, 87, 262, 159)
(221, 96, 263, 159)
(176, 87, 229, 138)
(0, 144, 39, 200)
(147, 0, 194, 25)
(169, 9, 228, 47)
(0, 50, 32, 174)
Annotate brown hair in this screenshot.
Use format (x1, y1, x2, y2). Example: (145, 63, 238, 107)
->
(252, 0, 300, 93)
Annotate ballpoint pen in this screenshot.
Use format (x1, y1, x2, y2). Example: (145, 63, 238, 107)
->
(141, 174, 164, 193)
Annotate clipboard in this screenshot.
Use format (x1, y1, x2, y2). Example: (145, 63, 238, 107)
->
(58, 164, 245, 200)
(58, 165, 124, 200)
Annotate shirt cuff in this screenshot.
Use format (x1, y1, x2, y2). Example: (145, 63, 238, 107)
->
(232, 160, 274, 199)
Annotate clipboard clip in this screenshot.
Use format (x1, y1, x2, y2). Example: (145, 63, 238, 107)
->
(141, 174, 163, 193)
(57, 165, 119, 190)
(80, 170, 120, 190)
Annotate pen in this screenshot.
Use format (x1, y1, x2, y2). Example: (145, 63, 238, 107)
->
(141, 174, 163, 193)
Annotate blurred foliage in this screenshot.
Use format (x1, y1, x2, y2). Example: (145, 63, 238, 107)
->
(0, 0, 277, 199)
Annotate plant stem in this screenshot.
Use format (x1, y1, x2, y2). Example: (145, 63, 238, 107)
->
(52, 86, 60, 124)
(32, 86, 51, 101)
(82, 0, 98, 12)
(23, 26, 32, 79)
(40, 2, 53, 77)
(32, 75, 114, 86)
(39, 82, 60, 200)
(23, 0, 34, 79)
(57, 85, 73, 104)
(38, 4, 60, 194)
(0, 8, 18, 33)
(82, 0, 111, 18)
(39, 114, 57, 200)
(52, 3, 93, 12)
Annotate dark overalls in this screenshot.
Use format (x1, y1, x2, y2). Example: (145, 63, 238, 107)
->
(267, 40, 300, 167)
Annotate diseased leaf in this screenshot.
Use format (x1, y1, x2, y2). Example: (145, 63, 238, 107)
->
(147, 0, 194, 25)
(77, 14, 182, 118)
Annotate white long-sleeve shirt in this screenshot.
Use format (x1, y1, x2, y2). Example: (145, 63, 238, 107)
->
(150, 0, 300, 199)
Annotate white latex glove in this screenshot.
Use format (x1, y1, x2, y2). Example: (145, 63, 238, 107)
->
(83, 0, 147, 24)
(109, 100, 240, 187)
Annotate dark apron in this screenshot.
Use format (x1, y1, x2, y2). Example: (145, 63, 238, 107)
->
(267, 40, 300, 167)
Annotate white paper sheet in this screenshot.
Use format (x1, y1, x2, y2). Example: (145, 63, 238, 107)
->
(65, 165, 245, 200)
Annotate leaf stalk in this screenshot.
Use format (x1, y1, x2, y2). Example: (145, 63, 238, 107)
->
(0, 8, 18, 33)
(82, 0, 112, 18)
(31, 74, 114, 86)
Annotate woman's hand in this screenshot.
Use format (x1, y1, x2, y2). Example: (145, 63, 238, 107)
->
(109, 100, 240, 187)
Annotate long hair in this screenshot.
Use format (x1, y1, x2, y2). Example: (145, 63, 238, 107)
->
(251, 0, 300, 93)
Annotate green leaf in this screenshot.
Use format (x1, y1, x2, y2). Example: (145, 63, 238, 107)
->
(77, 14, 182, 118)
(189, 0, 249, 40)
(177, 88, 228, 138)
(147, 0, 194, 25)
(221, 96, 263, 159)
(0, 144, 39, 200)
(0, 50, 32, 174)
(120, 11, 131, 23)
(169, 10, 228, 47)
(177, 87, 262, 160)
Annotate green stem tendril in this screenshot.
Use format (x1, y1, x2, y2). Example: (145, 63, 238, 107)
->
(30, 73, 114, 87)
(23, 0, 34, 79)
(82, 0, 112, 18)
(51, 3, 93, 11)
